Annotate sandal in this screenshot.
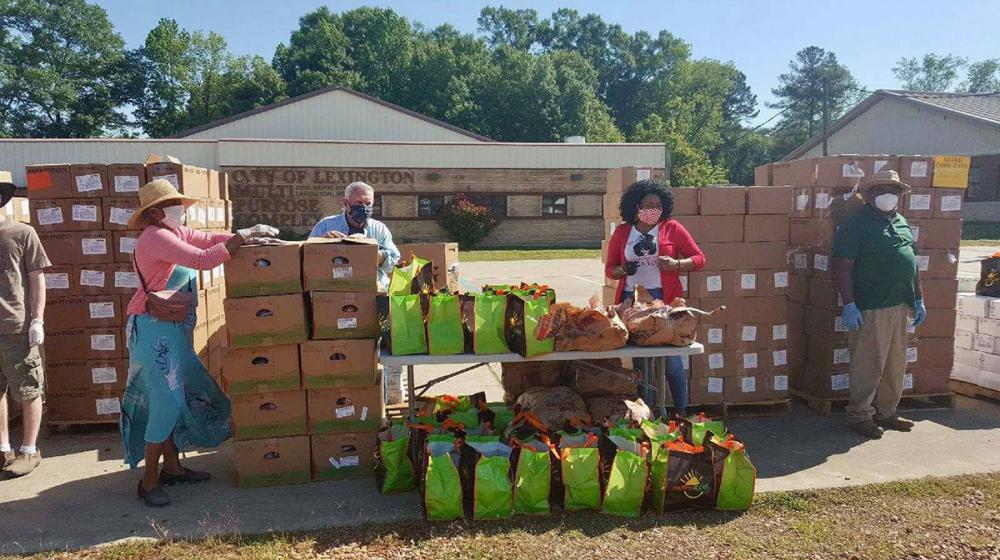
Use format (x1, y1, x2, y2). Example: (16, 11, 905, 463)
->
(137, 480, 170, 508)
(159, 467, 212, 486)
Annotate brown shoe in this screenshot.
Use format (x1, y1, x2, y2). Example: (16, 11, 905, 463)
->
(6, 451, 41, 477)
(877, 415, 915, 432)
(1, 450, 14, 471)
(848, 420, 883, 439)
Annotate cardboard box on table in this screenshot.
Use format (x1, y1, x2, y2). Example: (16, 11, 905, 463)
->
(395, 243, 459, 292)
(222, 344, 301, 395)
(44, 327, 125, 361)
(44, 359, 129, 392)
(145, 157, 209, 199)
(688, 375, 725, 405)
(933, 188, 964, 219)
(688, 271, 733, 299)
(43, 264, 75, 296)
(310, 291, 378, 340)
(45, 389, 121, 423)
(107, 164, 145, 197)
(302, 238, 380, 292)
(225, 243, 303, 298)
(300, 339, 378, 389)
(39, 231, 114, 264)
(231, 389, 307, 440)
(45, 295, 124, 329)
(725, 374, 789, 403)
(307, 381, 384, 434)
(25, 164, 108, 199)
(224, 294, 309, 348)
(234, 435, 311, 488)
(689, 350, 738, 378)
(902, 188, 934, 219)
(101, 197, 140, 231)
(30, 198, 103, 232)
(310, 432, 377, 481)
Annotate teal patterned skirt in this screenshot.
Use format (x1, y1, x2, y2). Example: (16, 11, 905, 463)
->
(120, 266, 231, 468)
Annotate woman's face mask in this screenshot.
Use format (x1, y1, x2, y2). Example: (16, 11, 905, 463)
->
(160, 204, 186, 228)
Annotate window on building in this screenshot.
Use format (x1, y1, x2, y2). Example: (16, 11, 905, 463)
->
(469, 194, 508, 217)
(541, 194, 568, 216)
(417, 195, 449, 218)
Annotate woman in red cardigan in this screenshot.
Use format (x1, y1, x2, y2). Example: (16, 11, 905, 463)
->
(605, 179, 706, 416)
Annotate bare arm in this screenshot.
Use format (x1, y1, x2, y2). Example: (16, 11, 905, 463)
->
(28, 270, 45, 323)
(831, 257, 855, 305)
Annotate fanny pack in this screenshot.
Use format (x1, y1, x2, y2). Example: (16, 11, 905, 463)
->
(134, 255, 194, 322)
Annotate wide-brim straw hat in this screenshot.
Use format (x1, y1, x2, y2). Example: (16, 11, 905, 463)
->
(127, 179, 198, 228)
(0, 171, 16, 207)
(859, 169, 912, 194)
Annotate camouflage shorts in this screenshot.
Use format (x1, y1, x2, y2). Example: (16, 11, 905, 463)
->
(0, 333, 44, 402)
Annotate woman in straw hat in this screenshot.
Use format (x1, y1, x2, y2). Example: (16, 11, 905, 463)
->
(122, 179, 279, 507)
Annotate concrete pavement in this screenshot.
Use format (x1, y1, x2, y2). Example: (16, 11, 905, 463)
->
(2, 257, 999, 554)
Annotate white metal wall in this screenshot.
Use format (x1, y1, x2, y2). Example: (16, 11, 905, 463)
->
(800, 97, 1000, 158)
(182, 89, 480, 142)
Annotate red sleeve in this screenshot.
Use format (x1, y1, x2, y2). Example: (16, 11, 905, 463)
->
(604, 224, 629, 280)
(669, 220, 706, 270)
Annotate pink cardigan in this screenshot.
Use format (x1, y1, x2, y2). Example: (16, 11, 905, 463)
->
(127, 225, 234, 316)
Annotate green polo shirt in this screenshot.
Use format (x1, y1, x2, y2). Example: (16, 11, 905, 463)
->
(831, 204, 917, 311)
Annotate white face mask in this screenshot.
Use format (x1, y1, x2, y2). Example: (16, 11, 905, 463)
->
(161, 205, 186, 228)
(874, 193, 899, 212)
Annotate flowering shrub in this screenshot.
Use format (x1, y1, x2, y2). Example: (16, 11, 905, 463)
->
(436, 194, 499, 249)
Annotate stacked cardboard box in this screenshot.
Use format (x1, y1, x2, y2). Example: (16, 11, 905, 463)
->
(396, 243, 459, 292)
(952, 295, 1000, 394)
(224, 240, 384, 488)
(28, 160, 231, 424)
(757, 154, 964, 400)
(1, 194, 30, 223)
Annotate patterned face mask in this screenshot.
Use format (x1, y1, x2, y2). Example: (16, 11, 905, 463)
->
(637, 207, 662, 225)
(348, 204, 373, 225)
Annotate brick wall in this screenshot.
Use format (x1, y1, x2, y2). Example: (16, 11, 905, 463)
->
(382, 195, 416, 218)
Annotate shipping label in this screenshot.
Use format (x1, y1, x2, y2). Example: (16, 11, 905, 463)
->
(773, 350, 788, 367)
(80, 269, 105, 287)
(834, 316, 847, 332)
(89, 301, 116, 319)
(75, 174, 103, 192)
(772, 324, 787, 341)
(740, 273, 756, 290)
(46, 273, 70, 290)
(72, 205, 98, 222)
(842, 162, 865, 178)
(916, 255, 930, 272)
(741, 325, 757, 342)
(636, 168, 652, 180)
(81, 238, 107, 255)
(707, 377, 723, 394)
(36, 207, 64, 225)
(114, 175, 140, 192)
(337, 318, 358, 330)
(115, 271, 139, 289)
(706, 275, 722, 292)
(91, 367, 118, 384)
(909, 194, 931, 211)
(940, 195, 962, 212)
(95, 397, 121, 415)
(707, 328, 723, 344)
(833, 348, 851, 365)
(903, 373, 913, 391)
(333, 266, 354, 279)
(153, 174, 179, 188)
(742, 353, 758, 369)
(741, 376, 756, 393)
(109, 207, 133, 225)
(91, 334, 116, 351)
(814, 193, 832, 209)
(796, 193, 810, 211)
(794, 253, 808, 270)
(708, 353, 724, 369)
(119, 236, 137, 254)
(906, 347, 918, 363)
(814, 254, 829, 271)
(774, 271, 788, 288)
(335, 404, 356, 418)
(910, 161, 928, 178)
(773, 374, 789, 391)
(831, 374, 850, 391)
(360, 406, 368, 422)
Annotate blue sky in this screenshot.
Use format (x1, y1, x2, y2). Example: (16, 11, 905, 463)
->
(95, 0, 1000, 125)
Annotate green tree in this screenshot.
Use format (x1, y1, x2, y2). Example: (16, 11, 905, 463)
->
(470, 46, 561, 141)
(273, 7, 359, 96)
(550, 50, 622, 142)
(961, 59, 1000, 93)
(477, 7, 546, 51)
(340, 7, 413, 103)
(893, 53, 966, 91)
(0, 0, 132, 137)
(769, 46, 859, 158)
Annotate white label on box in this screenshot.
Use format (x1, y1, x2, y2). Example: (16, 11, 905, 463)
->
(636, 168, 652, 180)
(47, 273, 70, 290)
(773, 374, 789, 391)
(940, 195, 962, 212)
(360, 406, 368, 422)
(743, 353, 758, 369)
(19, 199, 27, 214)
(773, 349, 788, 367)
(115, 271, 139, 289)
(741, 325, 757, 342)
(910, 161, 928, 178)
(741, 273, 756, 290)
(89, 301, 115, 319)
(153, 174, 179, 188)
(339, 455, 360, 467)
(119, 236, 137, 254)
(907, 318, 916, 334)
(707, 377, 724, 394)
(706, 275, 723, 292)
(81, 238, 107, 255)
(707, 328, 723, 344)
(815, 193, 832, 209)
(842, 163, 865, 178)
(974, 334, 995, 353)
(773, 324, 787, 341)
(187, 207, 197, 221)
(911, 225, 920, 242)
(794, 253, 808, 270)
(335, 405, 356, 418)
(91, 367, 118, 384)
(212, 265, 224, 281)
(916, 255, 930, 271)
(114, 175, 140, 192)
(75, 173, 103, 192)
(814, 254, 829, 271)
(333, 266, 354, 279)
(909, 194, 931, 211)
(774, 271, 789, 288)
(947, 252, 958, 264)
(197, 207, 207, 224)
(109, 207, 133, 225)
(72, 204, 98, 222)
(708, 353, 724, 370)
(91, 334, 116, 351)
(873, 160, 889, 173)
(903, 373, 913, 390)
(608, 221, 616, 237)
(337, 317, 358, 330)
(36, 207, 64, 225)
(831, 374, 850, 391)
(906, 347, 918, 363)
(834, 316, 847, 332)
(680, 275, 688, 292)
(328, 457, 341, 469)
(796, 193, 811, 211)
(95, 397, 120, 416)
(833, 348, 851, 364)
(741, 376, 757, 393)
(80, 269, 105, 287)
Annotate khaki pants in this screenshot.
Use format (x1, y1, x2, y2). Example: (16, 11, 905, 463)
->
(846, 303, 909, 424)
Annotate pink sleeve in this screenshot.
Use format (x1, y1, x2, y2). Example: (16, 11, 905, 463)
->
(670, 221, 706, 270)
(181, 227, 235, 249)
(150, 228, 231, 271)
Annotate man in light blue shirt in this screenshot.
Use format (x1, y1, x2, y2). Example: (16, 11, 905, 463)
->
(309, 182, 400, 291)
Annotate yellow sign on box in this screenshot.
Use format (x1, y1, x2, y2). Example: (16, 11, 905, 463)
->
(932, 155, 970, 189)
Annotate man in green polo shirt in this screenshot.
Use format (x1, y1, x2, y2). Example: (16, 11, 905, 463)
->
(831, 169, 926, 439)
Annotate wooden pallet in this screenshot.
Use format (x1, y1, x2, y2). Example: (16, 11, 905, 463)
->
(46, 419, 119, 434)
(791, 389, 955, 416)
(950, 380, 1000, 403)
(689, 399, 791, 420)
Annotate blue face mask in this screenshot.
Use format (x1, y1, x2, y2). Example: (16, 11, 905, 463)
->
(348, 204, 373, 225)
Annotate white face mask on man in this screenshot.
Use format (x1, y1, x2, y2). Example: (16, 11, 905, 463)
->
(161, 205, 186, 228)
(874, 193, 899, 212)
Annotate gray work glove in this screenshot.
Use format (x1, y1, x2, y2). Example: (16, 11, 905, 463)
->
(238, 224, 280, 242)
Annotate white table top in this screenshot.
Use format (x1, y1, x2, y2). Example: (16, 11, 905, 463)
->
(378, 342, 704, 366)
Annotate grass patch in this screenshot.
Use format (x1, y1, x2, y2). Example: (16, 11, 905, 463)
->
(10, 473, 1000, 560)
(462, 248, 600, 261)
(962, 221, 1000, 246)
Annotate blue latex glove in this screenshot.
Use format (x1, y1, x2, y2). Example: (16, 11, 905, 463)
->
(841, 302, 864, 331)
(913, 299, 927, 327)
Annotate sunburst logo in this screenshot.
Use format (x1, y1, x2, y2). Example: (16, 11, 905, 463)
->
(678, 469, 710, 499)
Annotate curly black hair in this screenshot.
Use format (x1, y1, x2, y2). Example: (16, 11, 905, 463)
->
(617, 179, 674, 224)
